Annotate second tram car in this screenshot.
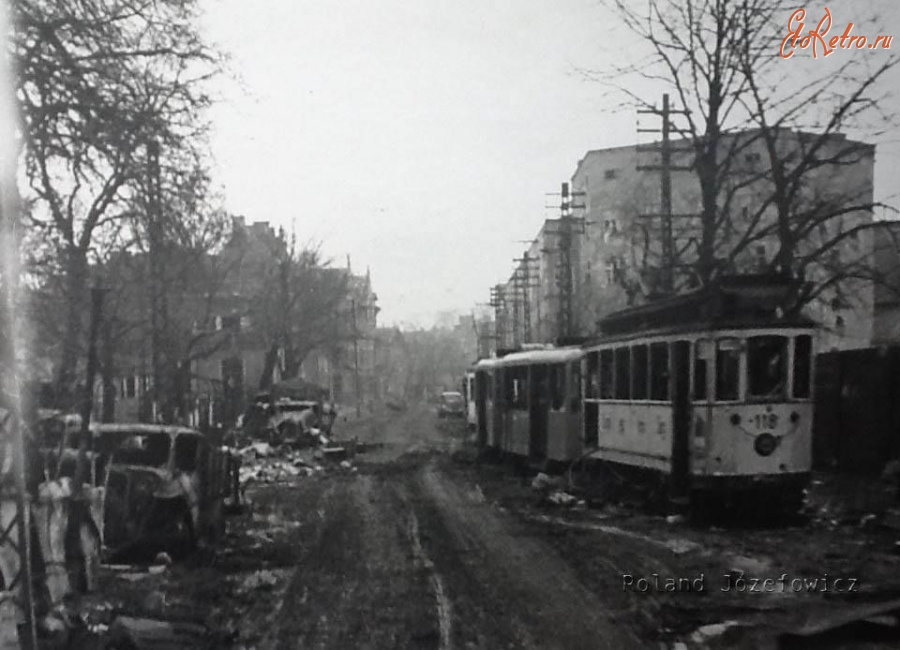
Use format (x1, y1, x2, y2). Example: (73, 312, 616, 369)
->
(482, 347, 584, 465)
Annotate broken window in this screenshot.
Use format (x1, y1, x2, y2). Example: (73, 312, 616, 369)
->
(174, 435, 200, 472)
(585, 351, 599, 398)
(549, 364, 565, 411)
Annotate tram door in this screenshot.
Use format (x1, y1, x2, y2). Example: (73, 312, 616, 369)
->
(670, 340, 692, 505)
(475, 371, 488, 447)
(528, 364, 549, 459)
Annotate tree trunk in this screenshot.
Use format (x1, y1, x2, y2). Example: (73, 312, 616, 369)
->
(55, 247, 89, 407)
(100, 318, 116, 423)
(258, 344, 280, 391)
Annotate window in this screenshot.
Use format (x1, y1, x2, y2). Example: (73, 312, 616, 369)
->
(549, 365, 565, 410)
(585, 352, 599, 398)
(599, 350, 614, 399)
(747, 335, 788, 401)
(614, 347, 631, 399)
(174, 435, 200, 472)
(570, 362, 582, 411)
(650, 342, 669, 401)
(716, 339, 741, 401)
(694, 340, 712, 400)
(605, 261, 616, 285)
(123, 375, 137, 399)
(604, 169, 617, 180)
(632, 345, 648, 400)
(506, 367, 528, 410)
(793, 335, 813, 399)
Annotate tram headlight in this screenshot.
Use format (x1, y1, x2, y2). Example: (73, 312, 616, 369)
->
(730, 413, 741, 425)
(754, 433, 778, 457)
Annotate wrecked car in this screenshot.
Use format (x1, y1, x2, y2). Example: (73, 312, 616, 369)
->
(437, 391, 466, 419)
(97, 424, 231, 558)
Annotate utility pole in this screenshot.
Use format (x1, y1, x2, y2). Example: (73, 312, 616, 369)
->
(489, 284, 506, 350)
(512, 253, 540, 344)
(637, 93, 692, 295)
(547, 182, 585, 342)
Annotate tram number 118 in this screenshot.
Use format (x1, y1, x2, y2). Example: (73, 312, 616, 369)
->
(753, 413, 779, 430)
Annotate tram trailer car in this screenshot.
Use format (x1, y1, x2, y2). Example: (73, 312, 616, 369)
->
(463, 370, 477, 430)
(472, 357, 501, 450)
(582, 280, 816, 511)
(477, 347, 584, 466)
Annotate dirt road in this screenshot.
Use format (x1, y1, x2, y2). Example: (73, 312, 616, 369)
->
(248, 407, 644, 649)
(89, 406, 900, 649)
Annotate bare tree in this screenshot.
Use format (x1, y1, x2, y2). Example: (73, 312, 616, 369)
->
(598, 0, 898, 314)
(13, 0, 221, 403)
(249, 236, 353, 390)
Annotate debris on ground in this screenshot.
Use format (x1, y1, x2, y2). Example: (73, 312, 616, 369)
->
(546, 491, 583, 507)
(531, 472, 564, 493)
(107, 615, 237, 649)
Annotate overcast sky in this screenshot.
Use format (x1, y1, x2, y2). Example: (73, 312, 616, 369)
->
(201, 0, 900, 328)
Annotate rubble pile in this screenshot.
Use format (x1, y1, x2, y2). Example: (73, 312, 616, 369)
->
(236, 436, 360, 485)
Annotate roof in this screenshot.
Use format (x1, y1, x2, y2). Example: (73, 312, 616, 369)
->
(495, 346, 584, 367)
(596, 274, 816, 337)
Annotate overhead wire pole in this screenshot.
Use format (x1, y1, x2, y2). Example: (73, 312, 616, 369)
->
(489, 284, 506, 351)
(512, 251, 540, 344)
(637, 93, 692, 295)
(546, 182, 585, 343)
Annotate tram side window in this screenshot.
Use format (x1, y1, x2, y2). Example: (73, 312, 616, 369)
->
(585, 352, 599, 398)
(650, 342, 670, 401)
(793, 335, 812, 399)
(570, 361, 582, 411)
(716, 339, 741, 401)
(632, 345, 648, 400)
(747, 335, 788, 400)
(599, 350, 614, 399)
(614, 347, 631, 399)
(506, 369, 527, 410)
(549, 364, 565, 410)
(694, 340, 712, 400)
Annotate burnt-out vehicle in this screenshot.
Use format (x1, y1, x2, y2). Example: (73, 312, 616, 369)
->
(97, 424, 231, 558)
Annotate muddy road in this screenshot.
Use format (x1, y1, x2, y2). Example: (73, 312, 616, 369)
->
(88, 406, 900, 649)
(242, 407, 643, 649)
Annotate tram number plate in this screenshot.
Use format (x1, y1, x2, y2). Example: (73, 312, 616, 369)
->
(752, 413, 779, 430)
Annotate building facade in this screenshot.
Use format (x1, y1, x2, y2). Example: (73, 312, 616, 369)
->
(493, 130, 876, 352)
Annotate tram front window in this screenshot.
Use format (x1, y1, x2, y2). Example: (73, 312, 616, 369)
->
(716, 339, 741, 401)
(747, 335, 788, 401)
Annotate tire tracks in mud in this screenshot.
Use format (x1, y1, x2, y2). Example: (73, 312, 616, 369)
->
(406, 461, 647, 650)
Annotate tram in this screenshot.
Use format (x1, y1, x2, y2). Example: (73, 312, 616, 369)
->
(476, 346, 584, 465)
(582, 279, 815, 509)
(471, 276, 816, 511)
(463, 370, 477, 429)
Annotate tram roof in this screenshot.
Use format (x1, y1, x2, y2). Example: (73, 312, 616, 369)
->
(593, 275, 816, 340)
(494, 346, 583, 366)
